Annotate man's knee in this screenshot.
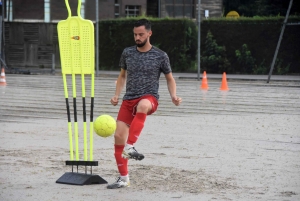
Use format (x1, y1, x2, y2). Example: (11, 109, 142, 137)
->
(136, 99, 152, 113)
(114, 131, 128, 144)
(114, 121, 129, 144)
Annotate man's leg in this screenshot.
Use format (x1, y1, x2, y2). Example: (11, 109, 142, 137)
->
(114, 121, 129, 175)
(128, 99, 152, 144)
(115, 121, 129, 145)
(107, 121, 130, 189)
(123, 99, 152, 160)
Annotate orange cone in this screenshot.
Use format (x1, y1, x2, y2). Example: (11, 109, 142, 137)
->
(220, 72, 229, 91)
(200, 71, 209, 90)
(0, 68, 7, 86)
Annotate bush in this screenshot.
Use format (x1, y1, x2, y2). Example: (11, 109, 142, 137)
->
(253, 58, 290, 75)
(253, 60, 268, 74)
(235, 44, 256, 74)
(201, 31, 231, 73)
(274, 58, 290, 75)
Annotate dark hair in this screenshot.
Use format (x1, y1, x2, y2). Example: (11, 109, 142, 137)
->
(134, 19, 151, 31)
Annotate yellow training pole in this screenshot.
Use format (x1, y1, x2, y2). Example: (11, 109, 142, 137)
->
(63, 74, 74, 161)
(81, 74, 87, 161)
(90, 73, 95, 161)
(78, 11, 88, 161)
(72, 73, 79, 161)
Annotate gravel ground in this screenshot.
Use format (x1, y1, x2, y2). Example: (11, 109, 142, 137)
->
(0, 74, 299, 201)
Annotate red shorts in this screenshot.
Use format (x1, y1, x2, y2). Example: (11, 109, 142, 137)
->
(117, 95, 158, 125)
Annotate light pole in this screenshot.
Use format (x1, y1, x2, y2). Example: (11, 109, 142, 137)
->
(96, 0, 99, 76)
(197, 0, 201, 81)
(267, 0, 293, 83)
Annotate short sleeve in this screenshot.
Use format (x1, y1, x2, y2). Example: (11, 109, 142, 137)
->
(160, 53, 172, 74)
(119, 49, 127, 70)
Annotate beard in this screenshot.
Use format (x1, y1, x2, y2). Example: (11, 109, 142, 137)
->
(135, 38, 148, 47)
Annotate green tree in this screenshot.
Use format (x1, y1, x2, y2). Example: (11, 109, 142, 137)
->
(201, 31, 231, 73)
(235, 44, 256, 74)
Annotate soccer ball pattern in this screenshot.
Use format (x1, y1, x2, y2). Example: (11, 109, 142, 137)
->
(94, 115, 116, 137)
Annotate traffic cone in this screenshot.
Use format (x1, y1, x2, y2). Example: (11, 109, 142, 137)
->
(0, 68, 7, 86)
(220, 72, 229, 91)
(200, 71, 209, 90)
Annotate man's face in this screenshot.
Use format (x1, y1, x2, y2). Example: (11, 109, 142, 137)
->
(133, 26, 152, 47)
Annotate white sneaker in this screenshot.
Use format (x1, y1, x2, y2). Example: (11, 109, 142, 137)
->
(107, 176, 130, 189)
(122, 145, 145, 160)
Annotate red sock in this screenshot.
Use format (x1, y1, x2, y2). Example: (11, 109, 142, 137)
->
(127, 112, 147, 145)
(114, 144, 128, 176)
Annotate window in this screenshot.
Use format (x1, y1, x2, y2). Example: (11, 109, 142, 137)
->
(125, 5, 140, 17)
(13, 0, 44, 20)
(164, 0, 195, 18)
(115, 0, 120, 18)
(44, 0, 50, 22)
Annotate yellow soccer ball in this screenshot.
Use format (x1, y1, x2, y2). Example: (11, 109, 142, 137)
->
(94, 115, 116, 137)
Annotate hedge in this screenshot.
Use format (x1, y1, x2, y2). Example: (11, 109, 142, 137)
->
(98, 16, 300, 74)
(200, 16, 300, 74)
(98, 18, 197, 72)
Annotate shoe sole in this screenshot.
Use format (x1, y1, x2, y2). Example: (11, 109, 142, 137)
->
(122, 151, 144, 161)
(107, 183, 130, 189)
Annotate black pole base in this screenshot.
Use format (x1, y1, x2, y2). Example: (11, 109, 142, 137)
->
(56, 172, 108, 185)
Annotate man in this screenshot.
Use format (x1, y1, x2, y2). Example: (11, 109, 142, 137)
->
(108, 19, 182, 189)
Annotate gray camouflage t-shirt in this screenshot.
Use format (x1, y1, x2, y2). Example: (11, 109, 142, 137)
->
(119, 46, 172, 100)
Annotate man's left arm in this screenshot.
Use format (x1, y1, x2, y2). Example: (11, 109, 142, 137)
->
(164, 73, 182, 106)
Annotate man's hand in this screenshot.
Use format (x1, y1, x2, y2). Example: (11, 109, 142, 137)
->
(172, 96, 182, 106)
(110, 95, 119, 106)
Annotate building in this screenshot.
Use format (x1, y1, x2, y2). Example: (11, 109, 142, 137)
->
(2, 0, 223, 22)
(0, 0, 222, 69)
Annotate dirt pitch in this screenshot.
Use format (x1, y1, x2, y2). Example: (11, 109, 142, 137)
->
(0, 74, 299, 201)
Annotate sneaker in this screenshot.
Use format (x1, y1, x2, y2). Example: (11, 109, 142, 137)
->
(107, 177, 130, 189)
(122, 146, 145, 160)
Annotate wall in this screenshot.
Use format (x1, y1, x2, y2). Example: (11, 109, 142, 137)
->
(5, 22, 59, 68)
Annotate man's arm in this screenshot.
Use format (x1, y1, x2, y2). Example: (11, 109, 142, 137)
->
(164, 72, 182, 106)
(111, 68, 126, 106)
